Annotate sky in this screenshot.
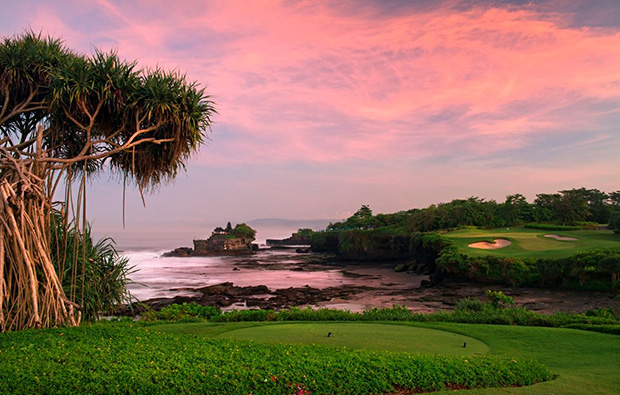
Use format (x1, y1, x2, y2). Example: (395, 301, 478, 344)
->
(2, 0, 620, 247)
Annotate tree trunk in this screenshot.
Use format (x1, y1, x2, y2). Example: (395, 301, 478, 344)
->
(0, 161, 80, 331)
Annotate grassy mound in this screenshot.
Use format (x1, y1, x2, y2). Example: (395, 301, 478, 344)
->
(0, 323, 551, 395)
(153, 322, 490, 355)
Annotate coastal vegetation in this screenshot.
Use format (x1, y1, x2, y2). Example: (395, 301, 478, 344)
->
(3, 295, 620, 394)
(50, 213, 132, 321)
(141, 292, 619, 329)
(314, 188, 620, 292)
(228, 223, 257, 239)
(327, 188, 620, 233)
(0, 32, 214, 330)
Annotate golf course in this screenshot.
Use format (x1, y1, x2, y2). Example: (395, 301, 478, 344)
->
(2, 319, 618, 394)
(444, 227, 620, 258)
(150, 321, 620, 394)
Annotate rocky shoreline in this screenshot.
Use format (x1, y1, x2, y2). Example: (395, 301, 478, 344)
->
(120, 250, 620, 316)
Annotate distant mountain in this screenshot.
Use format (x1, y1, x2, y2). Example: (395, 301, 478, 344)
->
(246, 218, 336, 230)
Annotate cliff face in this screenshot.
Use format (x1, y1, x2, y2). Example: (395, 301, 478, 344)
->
(193, 235, 254, 256)
(266, 233, 311, 246)
(310, 230, 444, 263)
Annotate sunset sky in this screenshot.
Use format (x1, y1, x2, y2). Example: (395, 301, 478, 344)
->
(3, 0, 620, 246)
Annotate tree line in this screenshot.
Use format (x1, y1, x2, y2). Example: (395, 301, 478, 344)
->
(328, 188, 620, 233)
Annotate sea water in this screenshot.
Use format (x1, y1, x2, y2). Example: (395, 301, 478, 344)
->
(126, 249, 350, 302)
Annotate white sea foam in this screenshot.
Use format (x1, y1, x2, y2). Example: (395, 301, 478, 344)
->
(126, 249, 345, 301)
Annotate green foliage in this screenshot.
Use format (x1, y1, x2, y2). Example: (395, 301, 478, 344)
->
(585, 307, 617, 319)
(525, 223, 581, 231)
(50, 212, 132, 321)
(609, 211, 620, 233)
(0, 323, 553, 394)
(575, 221, 600, 230)
(353, 204, 373, 219)
(563, 324, 620, 335)
(141, 303, 220, 322)
(230, 223, 256, 239)
(155, 302, 620, 329)
(1, 31, 215, 189)
(485, 290, 514, 308)
(598, 255, 620, 282)
(296, 228, 314, 238)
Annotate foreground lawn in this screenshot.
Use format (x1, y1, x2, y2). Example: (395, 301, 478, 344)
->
(0, 322, 550, 395)
(152, 321, 620, 395)
(445, 227, 620, 258)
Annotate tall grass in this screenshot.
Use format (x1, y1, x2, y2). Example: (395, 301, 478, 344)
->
(50, 212, 132, 321)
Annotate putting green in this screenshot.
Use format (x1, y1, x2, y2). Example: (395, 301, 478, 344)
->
(213, 322, 489, 356)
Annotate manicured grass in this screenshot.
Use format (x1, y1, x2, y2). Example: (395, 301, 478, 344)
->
(418, 322, 620, 395)
(0, 322, 549, 395)
(152, 321, 620, 395)
(445, 227, 620, 258)
(152, 322, 490, 356)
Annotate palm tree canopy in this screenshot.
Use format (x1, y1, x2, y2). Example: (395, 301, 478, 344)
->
(1, 31, 216, 190)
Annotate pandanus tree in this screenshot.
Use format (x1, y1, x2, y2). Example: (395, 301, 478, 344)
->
(0, 32, 215, 331)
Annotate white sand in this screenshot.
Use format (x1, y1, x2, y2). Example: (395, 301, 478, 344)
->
(544, 234, 579, 241)
(468, 239, 512, 249)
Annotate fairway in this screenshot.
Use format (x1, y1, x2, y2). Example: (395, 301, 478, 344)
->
(151, 321, 620, 394)
(445, 227, 620, 258)
(152, 322, 489, 355)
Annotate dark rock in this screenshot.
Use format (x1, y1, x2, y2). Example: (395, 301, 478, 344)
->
(133, 282, 372, 312)
(162, 247, 194, 257)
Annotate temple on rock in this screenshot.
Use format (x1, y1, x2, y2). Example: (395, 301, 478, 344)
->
(163, 222, 257, 257)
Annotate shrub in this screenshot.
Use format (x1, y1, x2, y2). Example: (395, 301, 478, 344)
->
(485, 290, 514, 308)
(142, 303, 220, 322)
(562, 324, 620, 335)
(230, 223, 257, 239)
(585, 307, 617, 319)
(598, 255, 620, 283)
(525, 223, 580, 231)
(575, 221, 599, 230)
(50, 213, 133, 321)
(455, 298, 485, 312)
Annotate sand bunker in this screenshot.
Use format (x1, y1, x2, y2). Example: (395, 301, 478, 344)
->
(544, 234, 579, 241)
(468, 239, 512, 249)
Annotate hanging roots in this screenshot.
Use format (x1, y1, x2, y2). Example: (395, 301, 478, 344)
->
(0, 153, 80, 331)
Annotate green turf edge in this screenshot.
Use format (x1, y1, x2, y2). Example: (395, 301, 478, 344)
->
(0, 322, 553, 395)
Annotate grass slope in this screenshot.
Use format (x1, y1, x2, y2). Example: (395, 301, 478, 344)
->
(152, 321, 620, 395)
(445, 227, 620, 258)
(419, 322, 620, 395)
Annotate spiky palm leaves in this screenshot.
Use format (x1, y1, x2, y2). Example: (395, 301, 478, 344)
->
(50, 212, 132, 321)
(0, 32, 215, 331)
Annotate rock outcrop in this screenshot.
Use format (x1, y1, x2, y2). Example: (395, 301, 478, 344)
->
(163, 223, 257, 257)
(125, 282, 372, 312)
(193, 235, 254, 255)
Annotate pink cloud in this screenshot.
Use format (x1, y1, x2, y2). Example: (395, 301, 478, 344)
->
(9, 1, 620, 166)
